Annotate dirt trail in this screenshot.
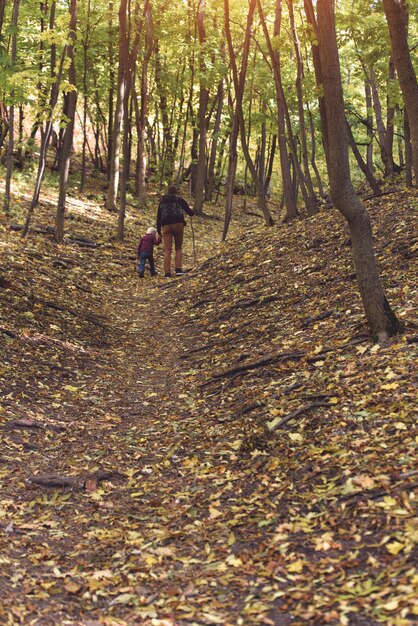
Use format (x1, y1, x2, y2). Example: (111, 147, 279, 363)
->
(1, 273, 249, 626)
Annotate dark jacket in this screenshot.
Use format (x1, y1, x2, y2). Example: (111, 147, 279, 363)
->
(137, 233, 161, 256)
(157, 194, 194, 235)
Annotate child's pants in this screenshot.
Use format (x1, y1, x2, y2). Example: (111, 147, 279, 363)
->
(138, 252, 156, 275)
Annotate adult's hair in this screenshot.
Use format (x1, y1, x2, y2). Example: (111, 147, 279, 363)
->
(167, 184, 178, 195)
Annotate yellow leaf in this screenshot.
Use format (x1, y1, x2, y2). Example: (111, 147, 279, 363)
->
(356, 345, 368, 355)
(145, 554, 159, 566)
(209, 507, 222, 519)
(225, 554, 242, 567)
(287, 559, 304, 573)
(381, 382, 399, 390)
(288, 433, 303, 443)
(380, 598, 399, 611)
(386, 541, 405, 555)
(227, 531, 235, 546)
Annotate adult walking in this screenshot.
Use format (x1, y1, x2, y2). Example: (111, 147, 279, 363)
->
(157, 184, 194, 277)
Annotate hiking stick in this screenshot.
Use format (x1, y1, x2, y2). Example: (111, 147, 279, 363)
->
(190, 216, 198, 267)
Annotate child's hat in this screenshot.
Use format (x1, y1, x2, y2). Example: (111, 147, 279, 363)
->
(146, 227, 157, 235)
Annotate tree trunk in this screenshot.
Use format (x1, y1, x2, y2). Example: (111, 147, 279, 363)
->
(80, 0, 91, 192)
(264, 134, 277, 195)
(106, 0, 127, 212)
(135, 0, 152, 207)
(194, 0, 209, 215)
(383, 0, 418, 183)
(257, 0, 298, 220)
(3, 0, 20, 215)
(118, 0, 141, 239)
(222, 91, 239, 240)
(316, 0, 402, 342)
(118, 70, 132, 241)
(16, 106, 24, 167)
(55, 0, 78, 242)
(287, 0, 317, 212)
(365, 80, 374, 173)
(303, 0, 330, 170)
(386, 55, 397, 172)
(307, 105, 325, 197)
(107, 1, 115, 180)
(346, 120, 381, 194)
(0, 0, 6, 35)
(207, 78, 224, 201)
(224, 0, 273, 237)
(155, 43, 174, 185)
(22, 5, 62, 237)
(369, 67, 394, 176)
(404, 109, 413, 187)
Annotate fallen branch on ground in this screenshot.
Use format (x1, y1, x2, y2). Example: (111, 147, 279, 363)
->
(269, 401, 331, 431)
(302, 310, 333, 327)
(5, 419, 44, 430)
(0, 326, 18, 339)
(27, 470, 117, 489)
(202, 351, 305, 386)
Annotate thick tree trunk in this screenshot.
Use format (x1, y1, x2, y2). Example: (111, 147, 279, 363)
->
(55, 0, 77, 242)
(383, 0, 418, 183)
(106, 0, 127, 212)
(3, 0, 20, 215)
(316, 0, 402, 342)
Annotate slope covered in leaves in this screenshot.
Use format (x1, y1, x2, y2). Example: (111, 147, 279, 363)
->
(0, 187, 417, 626)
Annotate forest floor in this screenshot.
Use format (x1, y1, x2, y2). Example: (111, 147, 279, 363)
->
(0, 179, 417, 626)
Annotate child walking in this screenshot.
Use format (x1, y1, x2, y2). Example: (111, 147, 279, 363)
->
(136, 227, 161, 278)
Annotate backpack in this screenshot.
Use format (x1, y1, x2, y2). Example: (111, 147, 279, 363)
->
(160, 199, 183, 223)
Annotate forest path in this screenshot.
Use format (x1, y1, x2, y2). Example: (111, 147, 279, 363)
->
(1, 271, 263, 626)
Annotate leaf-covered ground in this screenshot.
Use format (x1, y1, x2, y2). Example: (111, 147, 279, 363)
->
(0, 185, 417, 626)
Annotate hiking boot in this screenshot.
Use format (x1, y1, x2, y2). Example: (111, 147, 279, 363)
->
(175, 268, 185, 275)
(138, 270, 144, 278)
(164, 273, 172, 278)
